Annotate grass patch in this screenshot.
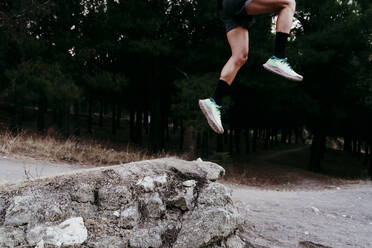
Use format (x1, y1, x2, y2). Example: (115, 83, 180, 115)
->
(0, 129, 177, 166)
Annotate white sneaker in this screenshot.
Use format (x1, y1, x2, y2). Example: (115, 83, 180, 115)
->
(263, 56, 303, 82)
(198, 98, 224, 134)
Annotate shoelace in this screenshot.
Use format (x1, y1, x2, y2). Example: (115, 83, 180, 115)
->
(278, 57, 292, 69)
(272, 56, 292, 69)
(210, 98, 222, 120)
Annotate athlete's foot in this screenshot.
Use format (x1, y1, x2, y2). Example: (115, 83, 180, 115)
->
(198, 98, 224, 134)
(263, 56, 303, 82)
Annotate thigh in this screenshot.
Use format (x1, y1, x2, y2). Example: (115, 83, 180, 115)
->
(245, 0, 285, 15)
(227, 26, 249, 56)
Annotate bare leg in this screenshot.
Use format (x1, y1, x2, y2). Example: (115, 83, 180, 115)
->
(220, 26, 249, 85)
(245, 0, 296, 33)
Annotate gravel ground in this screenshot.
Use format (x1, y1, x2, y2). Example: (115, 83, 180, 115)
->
(225, 182, 372, 248)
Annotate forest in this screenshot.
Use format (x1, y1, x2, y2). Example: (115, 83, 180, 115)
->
(0, 0, 371, 175)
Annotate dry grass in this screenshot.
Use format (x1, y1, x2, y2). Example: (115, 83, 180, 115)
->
(0, 129, 173, 166)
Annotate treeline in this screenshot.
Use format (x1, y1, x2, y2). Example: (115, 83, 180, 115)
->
(0, 0, 371, 175)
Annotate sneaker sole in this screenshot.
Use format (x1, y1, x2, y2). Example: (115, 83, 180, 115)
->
(263, 63, 303, 82)
(198, 100, 224, 134)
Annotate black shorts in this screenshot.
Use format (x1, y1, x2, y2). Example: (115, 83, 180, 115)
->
(219, 0, 255, 33)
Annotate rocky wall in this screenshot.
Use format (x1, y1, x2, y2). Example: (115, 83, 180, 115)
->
(0, 158, 245, 248)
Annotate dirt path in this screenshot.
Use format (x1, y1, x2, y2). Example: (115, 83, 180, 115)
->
(257, 145, 310, 160)
(224, 182, 372, 248)
(0, 156, 87, 184)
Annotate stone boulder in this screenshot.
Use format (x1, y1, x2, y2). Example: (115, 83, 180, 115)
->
(0, 157, 245, 248)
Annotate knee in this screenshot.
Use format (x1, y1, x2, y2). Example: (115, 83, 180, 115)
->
(232, 52, 248, 67)
(282, 0, 296, 11)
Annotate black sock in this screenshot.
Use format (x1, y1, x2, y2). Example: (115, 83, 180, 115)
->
(274, 32, 289, 59)
(212, 80, 230, 106)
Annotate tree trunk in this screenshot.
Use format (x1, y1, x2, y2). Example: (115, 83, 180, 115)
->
(357, 139, 362, 159)
(281, 129, 287, 144)
(37, 96, 46, 134)
(309, 131, 325, 172)
(319, 134, 326, 159)
(202, 130, 209, 157)
(344, 135, 352, 153)
(135, 108, 143, 145)
(10, 83, 19, 133)
(73, 100, 80, 136)
(144, 108, 149, 135)
(217, 133, 224, 152)
(150, 97, 163, 152)
(173, 119, 178, 135)
(63, 105, 71, 138)
(363, 143, 369, 167)
(112, 100, 117, 136)
(229, 128, 233, 154)
(165, 111, 170, 143)
(235, 127, 241, 154)
(224, 129, 228, 145)
(288, 129, 292, 144)
(369, 142, 372, 178)
(179, 119, 184, 150)
(352, 138, 357, 155)
(196, 131, 202, 152)
(99, 99, 104, 127)
(116, 102, 121, 129)
(87, 96, 93, 134)
(130, 107, 135, 142)
(263, 128, 269, 150)
(252, 128, 258, 152)
(245, 128, 250, 154)
(274, 129, 279, 146)
(295, 128, 300, 144)
(270, 128, 275, 147)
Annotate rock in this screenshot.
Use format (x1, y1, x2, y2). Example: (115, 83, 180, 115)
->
(173, 207, 241, 248)
(4, 193, 66, 227)
(0, 227, 26, 247)
(299, 241, 333, 248)
(0, 197, 6, 224)
(70, 183, 95, 203)
(159, 158, 225, 181)
(120, 203, 139, 228)
(168, 187, 195, 211)
(198, 182, 233, 207)
(140, 192, 166, 218)
(87, 236, 127, 248)
(27, 217, 88, 246)
(0, 197, 5, 211)
(0, 158, 240, 247)
(98, 185, 131, 210)
(4, 195, 35, 226)
(226, 234, 245, 248)
(311, 206, 320, 214)
(129, 225, 164, 248)
(183, 180, 197, 187)
(35, 240, 44, 248)
(136, 174, 167, 192)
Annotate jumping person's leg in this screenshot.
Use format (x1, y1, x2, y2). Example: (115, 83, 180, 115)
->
(220, 26, 249, 85)
(245, 0, 303, 81)
(199, 26, 249, 134)
(213, 27, 249, 106)
(245, 0, 295, 33)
